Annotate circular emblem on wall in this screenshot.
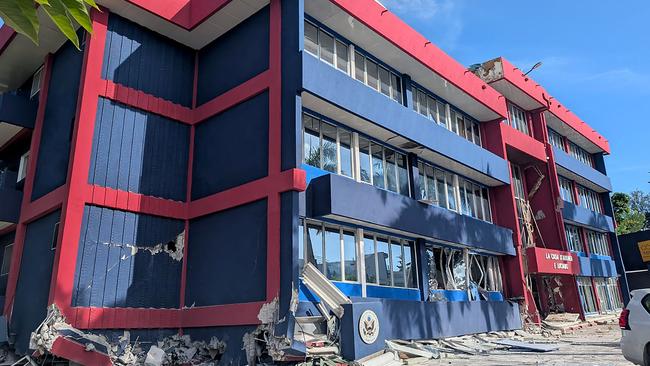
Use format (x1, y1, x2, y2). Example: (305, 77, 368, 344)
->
(359, 310, 379, 344)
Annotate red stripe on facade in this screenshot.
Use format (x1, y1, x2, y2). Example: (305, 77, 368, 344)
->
(18, 185, 66, 224)
(123, 0, 231, 30)
(50, 337, 113, 366)
(84, 185, 186, 219)
(500, 123, 547, 162)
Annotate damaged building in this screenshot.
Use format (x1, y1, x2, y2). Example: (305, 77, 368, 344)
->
(0, 0, 624, 364)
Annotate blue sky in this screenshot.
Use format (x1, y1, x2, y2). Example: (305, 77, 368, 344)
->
(384, 0, 650, 194)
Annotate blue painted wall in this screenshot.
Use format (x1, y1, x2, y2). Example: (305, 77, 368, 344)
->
(11, 210, 60, 354)
(562, 200, 615, 232)
(88, 98, 190, 201)
(308, 174, 516, 255)
(196, 6, 269, 106)
(0, 231, 15, 295)
(191, 92, 269, 199)
(553, 147, 612, 192)
(72, 205, 184, 308)
(577, 255, 617, 277)
(339, 297, 521, 360)
(302, 54, 511, 185)
(0, 92, 38, 129)
(185, 199, 267, 306)
(31, 38, 84, 200)
(102, 14, 194, 106)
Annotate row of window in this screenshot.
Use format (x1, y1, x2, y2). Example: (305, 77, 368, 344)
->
(425, 246, 502, 296)
(507, 103, 530, 136)
(558, 176, 603, 214)
(418, 162, 492, 222)
(298, 219, 418, 289)
(411, 88, 482, 146)
(548, 127, 595, 168)
(304, 20, 403, 105)
(578, 277, 622, 314)
(564, 224, 611, 256)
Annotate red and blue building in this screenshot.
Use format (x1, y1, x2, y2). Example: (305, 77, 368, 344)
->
(0, 0, 623, 363)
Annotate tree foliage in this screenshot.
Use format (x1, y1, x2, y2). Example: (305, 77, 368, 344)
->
(0, 0, 98, 50)
(612, 191, 649, 235)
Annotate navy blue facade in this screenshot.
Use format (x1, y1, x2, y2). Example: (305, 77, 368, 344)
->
(31, 38, 84, 200)
(0, 185, 21, 224)
(11, 210, 60, 354)
(191, 92, 269, 199)
(307, 173, 515, 255)
(0, 92, 38, 129)
(71, 205, 184, 309)
(185, 199, 267, 306)
(340, 297, 521, 360)
(196, 6, 269, 106)
(102, 14, 194, 107)
(88, 98, 190, 201)
(553, 147, 612, 192)
(561, 200, 615, 233)
(302, 54, 510, 185)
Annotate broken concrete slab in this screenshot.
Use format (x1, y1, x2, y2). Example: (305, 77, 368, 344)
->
(144, 346, 165, 366)
(544, 313, 580, 323)
(494, 339, 560, 352)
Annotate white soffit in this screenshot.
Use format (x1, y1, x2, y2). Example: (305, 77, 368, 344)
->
(305, 0, 500, 122)
(544, 111, 602, 154)
(489, 79, 544, 111)
(0, 123, 23, 149)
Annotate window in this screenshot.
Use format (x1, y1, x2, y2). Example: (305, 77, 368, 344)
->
(548, 128, 565, 151)
(577, 185, 602, 213)
(507, 102, 530, 135)
(300, 220, 358, 283)
(469, 253, 503, 293)
(558, 176, 574, 203)
(302, 114, 353, 178)
(354, 51, 403, 104)
(425, 246, 500, 296)
(586, 229, 610, 256)
(565, 224, 585, 253)
(303, 21, 349, 74)
(568, 142, 594, 168)
(363, 233, 417, 289)
(577, 277, 598, 314)
(17, 151, 30, 182)
(594, 277, 622, 313)
(51, 221, 60, 250)
(30, 66, 44, 98)
(1, 243, 13, 276)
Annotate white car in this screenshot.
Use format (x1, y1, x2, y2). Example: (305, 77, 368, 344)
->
(621, 289, 650, 365)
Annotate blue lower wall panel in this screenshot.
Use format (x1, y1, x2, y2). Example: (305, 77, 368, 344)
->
(299, 281, 362, 302)
(185, 199, 267, 306)
(11, 210, 61, 354)
(340, 297, 521, 360)
(72, 205, 184, 309)
(366, 285, 420, 301)
(562, 201, 615, 232)
(308, 174, 515, 255)
(578, 255, 618, 277)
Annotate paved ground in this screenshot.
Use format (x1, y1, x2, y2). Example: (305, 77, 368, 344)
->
(424, 323, 632, 366)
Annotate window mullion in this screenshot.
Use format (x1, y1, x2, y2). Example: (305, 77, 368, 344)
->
(336, 128, 341, 175)
(339, 229, 345, 282)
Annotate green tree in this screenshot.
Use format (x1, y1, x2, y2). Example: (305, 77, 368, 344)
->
(0, 0, 98, 50)
(612, 192, 647, 234)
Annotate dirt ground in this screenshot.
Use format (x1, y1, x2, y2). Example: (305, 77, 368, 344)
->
(423, 323, 632, 366)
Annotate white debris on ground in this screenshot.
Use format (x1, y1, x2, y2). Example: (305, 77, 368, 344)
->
(29, 304, 226, 365)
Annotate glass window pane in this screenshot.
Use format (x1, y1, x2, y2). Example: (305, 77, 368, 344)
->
(379, 66, 391, 97)
(376, 237, 390, 286)
(371, 144, 385, 189)
(298, 222, 304, 270)
(449, 110, 458, 133)
(343, 231, 357, 281)
(435, 169, 447, 208)
(339, 129, 353, 178)
(418, 90, 428, 116)
(425, 165, 436, 203)
(391, 73, 402, 104)
(366, 59, 379, 90)
(404, 243, 416, 288)
(354, 52, 365, 83)
(459, 180, 469, 215)
(451, 249, 466, 289)
(364, 235, 377, 284)
(304, 21, 319, 56)
(384, 149, 398, 192)
(427, 96, 437, 121)
(418, 162, 427, 200)
(335, 40, 348, 73)
(306, 224, 323, 272)
(446, 173, 457, 211)
(412, 89, 420, 113)
(324, 228, 342, 281)
(321, 122, 337, 173)
(303, 115, 321, 168)
(482, 188, 492, 222)
(456, 114, 466, 138)
(359, 137, 372, 183)
(390, 241, 405, 287)
(437, 101, 447, 127)
(319, 31, 334, 65)
(473, 123, 481, 146)
(475, 185, 484, 220)
(397, 153, 410, 196)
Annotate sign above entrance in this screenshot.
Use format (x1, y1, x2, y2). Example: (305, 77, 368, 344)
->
(638, 240, 650, 263)
(526, 247, 579, 275)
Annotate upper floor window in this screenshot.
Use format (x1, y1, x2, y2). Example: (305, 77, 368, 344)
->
(548, 127, 565, 150)
(586, 229, 610, 257)
(565, 224, 585, 253)
(304, 20, 403, 105)
(0, 243, 13, 276)
(302, 112, 409, 197)
(30, 66, 44, 98)
(412, 87, 481, 146)
(17, 151, 30, 182)
(577, 185, 602, 214)
(418, 161, 491, 222)
(568, 142, 594, 168)
(507, 102, 530, 136)
(558, 176, 574, 203)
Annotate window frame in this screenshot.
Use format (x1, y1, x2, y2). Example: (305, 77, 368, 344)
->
(30, 66, 44, 98)
(564, 224, 585, 253)
(558, 176, 575, 203)
(0, 243, 14, 276)
(17, 151, 30, 182)
(507, 102, 530, 136)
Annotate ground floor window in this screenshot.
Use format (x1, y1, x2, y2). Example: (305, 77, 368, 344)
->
(299, 219, 357, 282)
(577, 277, 598, 314)
(594, 277, 622, 313)
(363, 233, 417, 289)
